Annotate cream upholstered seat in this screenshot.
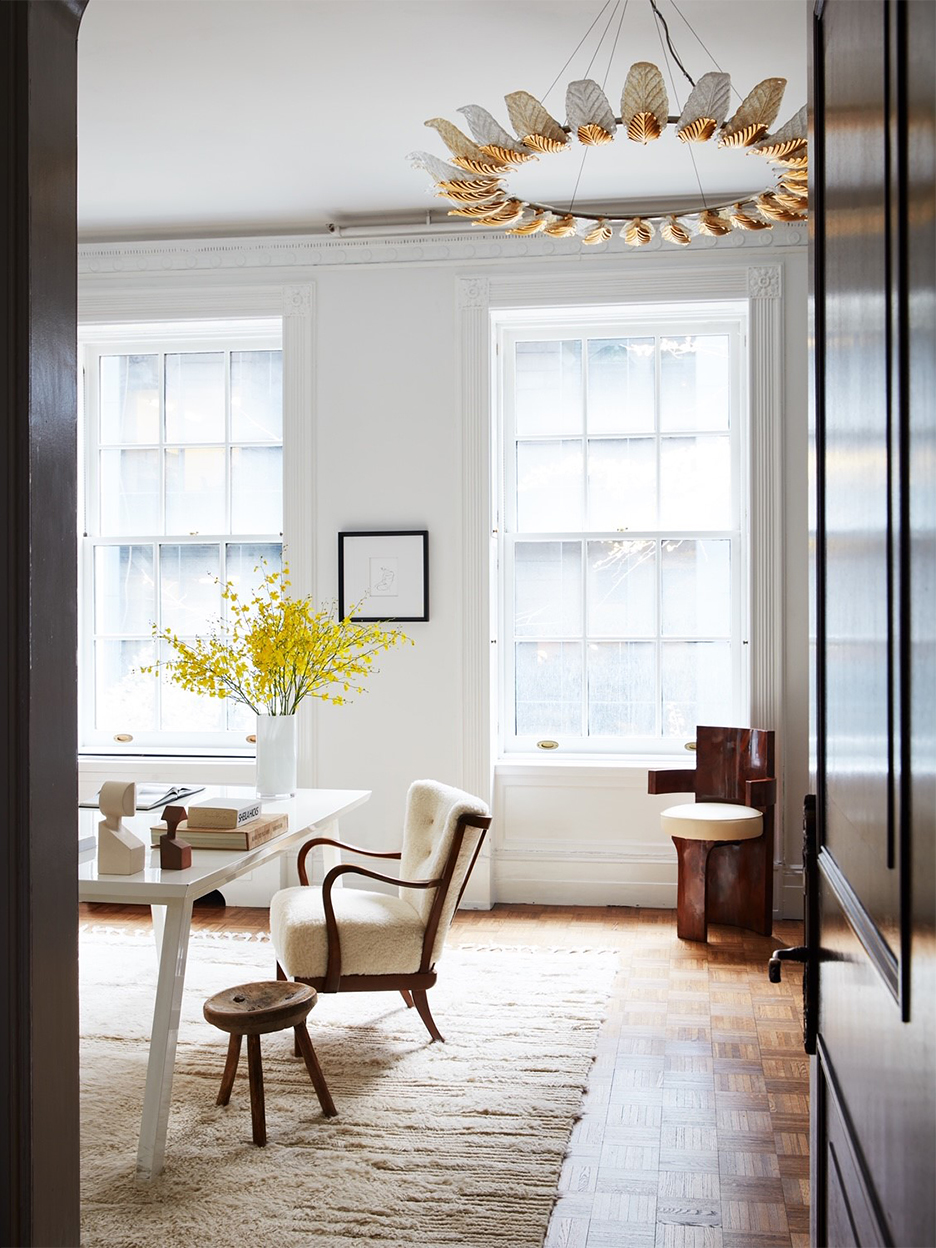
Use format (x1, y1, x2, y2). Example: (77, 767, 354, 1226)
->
(272, 890, 425, 979)
(660, 802, 763, 841)
(270, 779, 491, 1042)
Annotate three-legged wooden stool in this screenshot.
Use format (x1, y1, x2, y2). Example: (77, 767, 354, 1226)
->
(203, 980, 337, 1146)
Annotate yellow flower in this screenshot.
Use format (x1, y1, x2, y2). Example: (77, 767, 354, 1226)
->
(142, 559, 412, 715)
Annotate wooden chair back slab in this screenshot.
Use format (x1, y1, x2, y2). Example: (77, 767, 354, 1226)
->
(650, 725, 777, 940)
(694, 725, 775, 806)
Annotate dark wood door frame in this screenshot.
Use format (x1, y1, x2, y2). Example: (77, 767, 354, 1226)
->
(1, 2, 86, 1243)
(808, 2, 935, 1244)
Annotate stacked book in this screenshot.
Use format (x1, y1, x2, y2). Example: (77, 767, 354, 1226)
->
(150, 797, 288, 850)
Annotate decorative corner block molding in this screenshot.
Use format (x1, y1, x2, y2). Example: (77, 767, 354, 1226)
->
(457, 277, 491, 309)
(283, 285, 313, 317)
(748, 265, 782, 298)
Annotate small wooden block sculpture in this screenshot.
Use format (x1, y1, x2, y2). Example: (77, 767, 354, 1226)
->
(159, 804, 192, 870)
(97, 780, 146, 875)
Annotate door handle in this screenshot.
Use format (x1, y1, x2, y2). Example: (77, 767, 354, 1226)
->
(768, 945, 808, 982)
(764, 795, 819, 1054)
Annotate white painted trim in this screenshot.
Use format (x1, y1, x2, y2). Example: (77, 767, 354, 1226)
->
(78, 226, 807, 278)
(489, 853, 803, 918)
(492, 857, 678, 909)
(78, 756, 254, 787)
(79, 284, 290, 322)
(456, 278, 494, 909)
(495, 840, 674, 864)
(460, 260, 790, 902)
(494, 761, 696, 783)
(748, 285, 786, 878)
(281, 285, 317, 788)
(780, 865, 805, 922)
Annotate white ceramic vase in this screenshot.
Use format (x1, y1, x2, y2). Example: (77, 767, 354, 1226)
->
(255, 713, 298, 799)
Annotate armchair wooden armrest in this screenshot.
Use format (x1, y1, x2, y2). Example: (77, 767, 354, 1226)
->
(745, 777, 777, 808)
(320, 863, 442, 991)
(648, 768, 697, 796)
(297, 835, 401, 886)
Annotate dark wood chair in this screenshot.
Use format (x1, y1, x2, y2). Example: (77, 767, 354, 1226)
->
(270, 780, 491, 1043)
(648, 725, 777, 942)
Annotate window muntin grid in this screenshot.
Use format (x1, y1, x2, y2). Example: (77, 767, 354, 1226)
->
(80, 335, 283, 751)
(498, 316, 747, 756)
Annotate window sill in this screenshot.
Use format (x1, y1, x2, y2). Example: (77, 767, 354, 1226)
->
(79, 749, 254, 761)
(78, 755, 255, 788)
(496, 755, 696, 773)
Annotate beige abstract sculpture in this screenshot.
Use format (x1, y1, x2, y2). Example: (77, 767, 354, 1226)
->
(97, 780, 146, 875)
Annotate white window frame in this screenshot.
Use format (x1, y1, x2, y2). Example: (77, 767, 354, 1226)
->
(78, 318, 284, 756)
(494, 302, 750, 757)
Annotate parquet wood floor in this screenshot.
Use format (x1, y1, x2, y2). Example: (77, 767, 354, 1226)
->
(79, 901, 808, 1248)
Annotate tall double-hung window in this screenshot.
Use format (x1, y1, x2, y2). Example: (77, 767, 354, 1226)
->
(497, 306, 748, 756)
(79, 323, 283, 752)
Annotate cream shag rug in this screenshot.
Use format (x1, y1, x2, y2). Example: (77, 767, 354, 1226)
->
(79, 928, 616, 1248)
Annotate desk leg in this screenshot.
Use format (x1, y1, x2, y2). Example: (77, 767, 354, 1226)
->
(136, 896, 194, 1180)
(151, 904, 166, 968)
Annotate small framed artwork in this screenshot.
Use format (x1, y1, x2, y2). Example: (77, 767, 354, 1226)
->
(338, 530, 429, 622)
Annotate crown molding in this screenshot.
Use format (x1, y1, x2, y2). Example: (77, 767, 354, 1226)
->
(78, 223, 807, 276)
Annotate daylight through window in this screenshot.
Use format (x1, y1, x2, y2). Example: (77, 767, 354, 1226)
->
(79, 326, 284, 752)
(497, 308, 748, 756)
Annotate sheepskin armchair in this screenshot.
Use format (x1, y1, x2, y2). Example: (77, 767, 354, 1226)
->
(270, 779, 491, 1041)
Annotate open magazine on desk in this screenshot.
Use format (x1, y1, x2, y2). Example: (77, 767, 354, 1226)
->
(78, 783, 205, 812)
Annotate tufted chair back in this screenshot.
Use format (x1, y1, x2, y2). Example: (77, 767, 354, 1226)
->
(398, 779, 490, 965)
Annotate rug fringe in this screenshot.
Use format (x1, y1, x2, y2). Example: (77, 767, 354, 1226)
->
(79, 926, 621, 954)
(79, 924, 272, 943)
(450, 943, 621, 956)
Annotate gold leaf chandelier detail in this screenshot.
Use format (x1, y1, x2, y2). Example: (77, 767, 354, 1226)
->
(408, 2, 807, 249)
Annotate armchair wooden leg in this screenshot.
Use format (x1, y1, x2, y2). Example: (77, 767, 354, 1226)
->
(216, 1032, 242, 1106)
(412, 989, 444, 1042)
(294, 1023, 337, 1118)
(246, 1034, 266, 1146)
(277, 962, 302, 1052)
(673, 836, 714, 942)
(400, 989, 414, 1009)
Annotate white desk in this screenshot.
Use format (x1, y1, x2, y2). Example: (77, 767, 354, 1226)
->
(79, 786, 370, 1179)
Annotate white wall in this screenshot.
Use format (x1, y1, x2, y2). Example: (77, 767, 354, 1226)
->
(78, 227, 809, 915)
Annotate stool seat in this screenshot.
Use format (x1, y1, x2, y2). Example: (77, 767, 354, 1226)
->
(203, 979, 336, 1146)
(204, 980, 317, 1035)
(662, 802, 763, 841)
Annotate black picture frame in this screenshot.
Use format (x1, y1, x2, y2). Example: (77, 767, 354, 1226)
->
(338, 530, 429, 622)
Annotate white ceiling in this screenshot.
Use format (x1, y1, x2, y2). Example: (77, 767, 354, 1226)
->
(77, 0, 808, 241)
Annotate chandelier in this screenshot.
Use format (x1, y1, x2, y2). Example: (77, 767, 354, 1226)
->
(407, 0, 807, 246)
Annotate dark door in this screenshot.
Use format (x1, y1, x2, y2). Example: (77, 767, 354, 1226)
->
(809, 2, 935, 1245)
(1, 2, 85, 1242)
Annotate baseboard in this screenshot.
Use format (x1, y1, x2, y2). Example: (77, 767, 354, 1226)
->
(493, 854, 806, 919)
(779, 865, 805, 921)
(493, 852, 678, 908)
